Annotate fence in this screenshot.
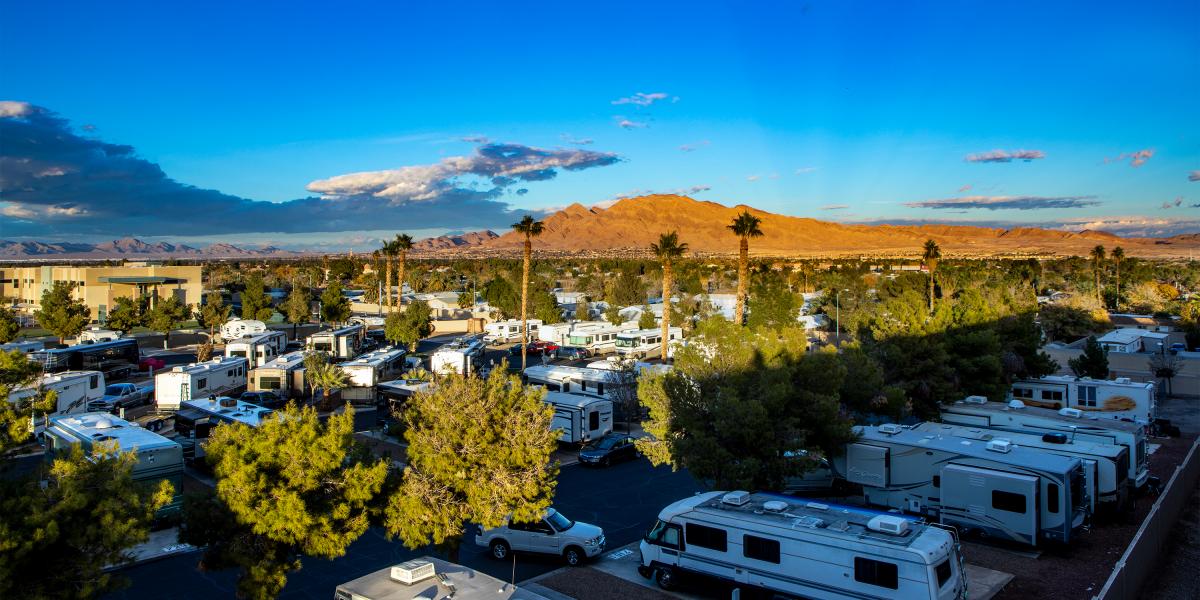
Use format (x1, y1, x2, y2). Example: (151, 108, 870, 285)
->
(1092, 436, 1200, 600)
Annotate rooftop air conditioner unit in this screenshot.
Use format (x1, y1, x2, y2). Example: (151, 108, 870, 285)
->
(1007, 400, 1026, 409)
(867, 515, 910, 536)
(1059, 407, 1084, 419)
(219, 397, 238, 408)
(389, 559, 436, 585)
(172, 366, 185, 373)
(878, 424, 903, 435)
(722, 491, 751, 506)
(762, 500, 788, 512)
(1042, 432, 1069, 444)
(1115, 377, 1132, 384)
(986, 439, 1013, 453)
(964, 395, 988, 404)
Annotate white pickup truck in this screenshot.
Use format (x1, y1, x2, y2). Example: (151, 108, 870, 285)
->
(88, 382, 154, 411)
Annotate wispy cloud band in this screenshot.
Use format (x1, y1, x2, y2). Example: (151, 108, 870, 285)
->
(905, 195, 1100, 210)
(964, 149, 1045, 163)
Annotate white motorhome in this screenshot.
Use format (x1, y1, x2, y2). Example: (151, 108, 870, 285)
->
(913, 422, 1130, 513)
(226, 330, 288, 368)
(536, 322, 576, 346)
(173, 396, 275, 465)
(220, 319, 268, 341)
(483, 319, 542, 344)
(639, 491, 966, 600)
(942, 397, 1149, 490)
(430, 336, 486, 375)
(79, 328, 121, 344)
(543, 391, 612, 444)
(615, 327, 683, 358)
(340, 348, 408, 403)
(1010, 375, 1157, 423)
(306, 324, 365, 361)
(155, 356, 249, 412)
(524, 364, 629, 401)
(564, 323, 634, 356)
(9, 370, 105, 432)
(832, 424, 1089, 546)
(249, 351, 308, 400)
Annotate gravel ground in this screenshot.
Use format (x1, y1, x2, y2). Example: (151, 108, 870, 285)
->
(537, 567, 675, 600)
(1141, 481, 1200, 600)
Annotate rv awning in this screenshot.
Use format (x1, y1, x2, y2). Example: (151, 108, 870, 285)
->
(98, 276, 188, 284)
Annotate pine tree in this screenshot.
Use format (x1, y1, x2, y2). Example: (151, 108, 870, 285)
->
(105, 296, 147, 334)
(0, 306, 20, 344)
(1069, 336, 1109, 380)
(319, 281, 351, 324)
(146, 295, 191, 349)
(199, 291, 231, 339)
(240, 275, 275, 322)
(0, 350, 54, 456)
(604, 303, 623, 326)
(637, 304, 657, 330)
(34, 281, 90, 343)
(284, 285, 310, 338)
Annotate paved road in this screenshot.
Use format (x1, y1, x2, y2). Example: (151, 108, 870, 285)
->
(107, 458, 704, 599)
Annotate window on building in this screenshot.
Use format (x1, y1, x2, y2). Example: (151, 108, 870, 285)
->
(685, 523, 728, 552)
(992, 490, 1027, 514)
(1078, 385, 1097, 407)
(854, 557, 899, 589)
(743, 535, 780, 564)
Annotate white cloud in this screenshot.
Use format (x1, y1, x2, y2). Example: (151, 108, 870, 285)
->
(795, 166, 819, 174)
(0, 101, 34, 118)
(611, 92, 670, 106)
(614, 117, 647, 129)
(747, 174, 761, 182)
(1106, 149, 1154, 168)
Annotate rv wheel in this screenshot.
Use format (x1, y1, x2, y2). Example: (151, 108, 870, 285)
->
(564, 546, 584, 566)
(489, 540, 510, 560)
(656, 567, 677, 590)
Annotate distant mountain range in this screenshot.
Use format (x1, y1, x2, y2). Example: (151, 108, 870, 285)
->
(0, 237, 296, 259)
(410, 230, 499, 252)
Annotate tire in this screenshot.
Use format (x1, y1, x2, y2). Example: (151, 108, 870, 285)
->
(656, 566, 677, 590)
(489, 540, 510, 560)
(601, 457, 611, 468)
(563, 546, 584, 566)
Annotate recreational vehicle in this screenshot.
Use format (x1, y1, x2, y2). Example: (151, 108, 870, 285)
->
(430, 336, 486, 375)
(32, 338, 140, 380)
(340, 348, 408, 403)
(79, 328, 121, 344)
(913, 422, 1130, 512)
(483, 319, 542, 344)
(377, 379, 435, 404)
(226, 330, 287, 368)
(1, 340, 45, 354)
(1010, 375, 1157, 423)
(44, 412, 184, 517)
(543, 391, 612, 443)
(219, 319, 267, 341)
(173, 396, 275, 465)
(347, 315, 386, 330)
(155, 356, 249, 412)
(306, 324, 365, 361)
(9, 370, 105, 431)
(614, 327, 683, 358)
(832, 424, 1089, 546)
(565, 323, 634, 356)
(249, 351, 308, 400)
(942, 397, 1149, 490)
(639, 491, 966, 600)
(523, 364, 630, 401)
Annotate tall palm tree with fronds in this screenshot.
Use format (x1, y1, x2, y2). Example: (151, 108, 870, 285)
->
(922, 239, 941, 312)
(727, 210, 763, 326)
(511, 215, 544, 370)
(1090, 245, 1106, 306)
(1111, 246, 1124, 309)
(393, 234, 414, 312)
(380, 239, 396, 313)
(651, 232, 689, 361)
(306, 356, 348, 411)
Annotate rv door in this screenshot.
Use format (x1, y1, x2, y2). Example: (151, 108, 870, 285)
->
(845, 443, 890, 487)
(941, 464, 1038, 546)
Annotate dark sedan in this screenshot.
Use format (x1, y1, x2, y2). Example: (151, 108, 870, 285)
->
(578, 434, 639, 467)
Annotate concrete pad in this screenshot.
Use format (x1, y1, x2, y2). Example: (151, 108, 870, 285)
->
(583, 543, 708, 600)
(964, 564, 1014, 600)
(522, 582, 577, 600)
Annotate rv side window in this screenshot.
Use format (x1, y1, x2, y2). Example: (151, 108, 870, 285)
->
(1040, 390, 1063, 402)
(1047, 483, 1060, 514)
(743, 535, 780, 564)
(197, 378, 208, 390)
(935, 559, 953, 588)
(589, 411, 600, 432)
(932, 475, 940, 488)
(854, 557, 898, 590)
(90, 375, 99, 389)
(596, 382, 604, 395)
(685, 523, 727, 552)
(1013, 387, 1033, 399)
(546, 383, 561, 392)
(992, 490, 1027, 514)
(1078, 385, 1097, 407)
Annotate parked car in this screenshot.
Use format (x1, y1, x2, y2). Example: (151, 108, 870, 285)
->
(284, 340, 305, 353)
(476, 508, 605, 566)
(240, 390, 285, 409)
(1169, 342, 1187, 354)
(508, 341, 557, 357)
(88, 383, 154, 411)
(555, 346, 589, 361)
(579, 434, 639, 467)
(780, 449, 843, 495)
(139, 356, 166, 371)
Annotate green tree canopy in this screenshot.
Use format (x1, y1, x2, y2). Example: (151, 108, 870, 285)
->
(457, 291, 474, 310)
(35, 281, 90, 343)
(746, 275, 798, 330)
(319, 281, 351, 324)
(1069, 336, 1110, 380)
(146, 295, 192, 349)
(385, 300, 433, 351)
(240, 275, 275, 321)
(105, 296, 147, 334)
(574, 298, 590, 321)
(637, 305, 657, 330)
(198, 291, 232, 337)
(284, 286, 311, 333)
(609, 270, 645, 307)
(0, 306, 19, 344)
(482, 276, 519, 318)
(604, 303, 624, 326)
(0, 350, 54, 456)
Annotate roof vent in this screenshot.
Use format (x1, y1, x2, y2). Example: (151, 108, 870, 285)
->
(1115, 377, 1131, 384)
(1042, 432, 1069, 444)
(1007, 400, 1026, 409)
(389, 559, 436, 585)
(805, 502, 830, 511)
(964, 395, 988, 404)
(867, 515, 910, 536)
(94, 417, 113, 429)
(762, 500, 788, 512)
(794, 515, 825, 529)
(219, 397, 238, 408)
(1059, 407, 1084, 419)
(172, 366, 184, 373)
(878, 423, 903, 435)
(986, 439, 1013, 453)
(721, 491, 752, 506)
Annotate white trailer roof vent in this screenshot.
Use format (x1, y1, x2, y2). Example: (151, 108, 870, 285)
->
(1007, 399, 1026, 409)
(1059, 407, 1084, 418)
(721, 491, 752, 506)
(172, 366, 185, 373)
(986, 439, 1013, 453)
(389, 559, 436, 585)
(93, 417, 114, 429)
(805, 502, 830, 511)
(878, 423, 903, 435)
(762, 500, 789, 513)
(964, 395, 988, 404)
(1115, 377, 1132, 384)
(867, 515, 910, 536)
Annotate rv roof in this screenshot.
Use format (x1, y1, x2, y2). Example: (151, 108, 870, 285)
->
(617, 327, 681, 337)
(258, 351, 307, 370)
(543, 391, 610, 408)
(946, 400, 1144, 434)
(48, 412, 180, 451)
(171, 356, 247, 374)
(313, 324, 363, 336)
(336, 555, 549, 600)
(229, 331, 283, 343)
(914, 422, 1127, 458)
(1016, 375, 1156, 390)
(524, 364, 615, 382)
(181, 397, 274, 427)
(342, 348, 407, 367)
(856, 425, 1082, 473)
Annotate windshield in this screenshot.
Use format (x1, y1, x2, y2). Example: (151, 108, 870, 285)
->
(104, 385, 124, 395)
(587, 437, 618, 451)
(228, 350, 247, 358)
(546, 510, 574, 532)
(615, 338, 636, 348)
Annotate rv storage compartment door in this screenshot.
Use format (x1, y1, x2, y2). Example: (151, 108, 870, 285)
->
(941, 464, 1038, 546)
(845, 443, 890, 487)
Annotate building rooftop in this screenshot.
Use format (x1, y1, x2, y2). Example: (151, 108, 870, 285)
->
(336, 556, 549, 600)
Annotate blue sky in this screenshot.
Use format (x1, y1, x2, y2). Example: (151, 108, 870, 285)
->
(1, 0, 1197, 250)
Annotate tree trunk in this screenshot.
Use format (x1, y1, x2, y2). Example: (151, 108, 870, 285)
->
(661, 261, 672, 362)
(398, 251, 407, 311)
(521, 238, 530, 371)
(735, 237, 748, 325)
(385, 254, 393, 313)
(1115, 264, 1121, 309)
(928, 270, 935, 313)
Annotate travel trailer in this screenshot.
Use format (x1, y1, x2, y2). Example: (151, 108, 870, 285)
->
(543, 391, 612, 444)
(44, 412, 184, 517)
(339, 348, 408, 403)
(79, 328, 121, 344)
(430, 336, 486, 375)
(639, 491, 966, 600)
(219, 319, 268, 341)
(249, 351, 308, 400)
(1010, 375, 1157, 423)
(155, 356, 249, 412)
(377, 379, 435, 403)
(225, 330, 288, 368)
(483, 319, 542, 344)
(942, 397, 1149, 490)
(9, 370, 105, 432)
(347, 315, 386, 330)
(305, 324, 365, 361)
(1, 340, 45, 354)
(831, 424, 1089, 546)
(614, 327, 683, 358)
(32, 338, 140, 380)
(913, 422, 1130, 512)
(173, 396, 275, 465)
(523, 364, 630, 401)
(536, 321, 611, 346)
(564, 323, 635, 356)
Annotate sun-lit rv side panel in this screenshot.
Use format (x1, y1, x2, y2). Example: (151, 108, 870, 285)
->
(155, 356, 249, 411)
(1010, 376, 1157, 423)
(430, 336, 486, 375)
(9, 370, 105, 432)
(339, 347, 408, 403)
(249, 351, 308, 399)
(614, 327, 683, 358)
(226, 331, 287, 368)
(305, 324, 365, 361)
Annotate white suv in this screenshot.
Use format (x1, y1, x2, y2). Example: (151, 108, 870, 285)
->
(475, 508, 606, 566)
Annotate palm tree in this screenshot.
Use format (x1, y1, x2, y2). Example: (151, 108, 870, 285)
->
(393, 234, 414, 312)
(727, 211, 764, 325)
(511, 215, 545, 370)
(1111, 246, 1125, 309)
(1091, 245, 1107, 306)
(651, 232, 689, 361)
(379, 239, 395, 313)
(922, 239, 941, 312)
(306, 357, 349, 411)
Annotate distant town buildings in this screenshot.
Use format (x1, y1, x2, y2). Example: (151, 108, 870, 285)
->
(0, 261, 202, 322)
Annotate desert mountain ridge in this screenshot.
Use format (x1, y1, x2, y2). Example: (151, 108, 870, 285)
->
(0, 237, 296, 259)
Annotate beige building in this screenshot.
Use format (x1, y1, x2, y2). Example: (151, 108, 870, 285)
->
(0, 261, 203, 323)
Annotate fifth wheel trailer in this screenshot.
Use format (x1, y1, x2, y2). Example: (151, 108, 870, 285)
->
(339, 348, 408, 404)
(155, 356, 249, 412)
(225, 331, 287, 368)
(543, 392, 612, 444)
(306, 324, 366, 361)
(8, 370, 105, 433)
(1010, 375, 1157, 424)
(831, 424, 1089, 546)
(249, 351, 309, 400)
